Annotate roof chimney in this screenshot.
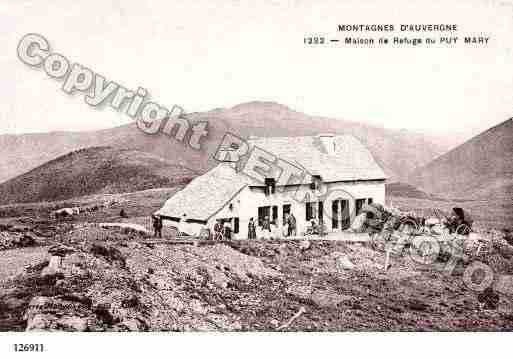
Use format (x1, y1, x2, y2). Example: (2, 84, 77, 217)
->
(318, 133, 336, 155)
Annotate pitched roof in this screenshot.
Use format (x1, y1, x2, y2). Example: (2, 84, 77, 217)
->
(247, 134, 386, 183)
(156, 135, 386, 221)
(155, 163, 248, 221)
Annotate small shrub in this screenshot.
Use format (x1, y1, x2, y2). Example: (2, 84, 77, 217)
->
(121, 295, 140, 308)
(90, 244, 127, 267)
(93, 303, 118, 326)
(25, 260, 49, 274)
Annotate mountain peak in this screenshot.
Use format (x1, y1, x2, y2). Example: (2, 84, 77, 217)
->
(408, 117, 513, 200)
(229, 101, 294, 113)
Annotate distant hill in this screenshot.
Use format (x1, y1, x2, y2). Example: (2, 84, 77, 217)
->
(408, 118, 513, 200)
(0, 147, 196, 204)
(0, 101, 460, 186)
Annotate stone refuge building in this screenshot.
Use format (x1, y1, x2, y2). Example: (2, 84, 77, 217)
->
(155, 134, 386, 238)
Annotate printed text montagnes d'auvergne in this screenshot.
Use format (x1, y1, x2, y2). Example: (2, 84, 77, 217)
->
(338, 24, 458, 32)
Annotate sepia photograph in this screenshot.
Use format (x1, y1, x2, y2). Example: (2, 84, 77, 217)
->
(1, 0, 513, 357)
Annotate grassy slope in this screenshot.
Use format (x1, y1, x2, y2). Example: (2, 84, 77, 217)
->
(0, 147, 196, 205)
(408, 118, 513, 200)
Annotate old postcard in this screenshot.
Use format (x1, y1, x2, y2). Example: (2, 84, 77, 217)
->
(1, 0, 512, 357)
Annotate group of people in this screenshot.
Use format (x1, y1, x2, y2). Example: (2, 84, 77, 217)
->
(213, 219, 232, 241)
(306, 218, 325, 236)
(247, 212, 297, 240)
(285, 213, 297, 237)
(151, 212, 299, 240)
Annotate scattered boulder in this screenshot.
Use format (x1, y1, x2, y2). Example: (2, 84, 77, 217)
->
(407, 298, 430, 312)
(98, 222, 152, 236)
(503, 229, 513, 246)
(336, 254, 356, 271)
(40, 256, 62, 277)
(120, 318, 140, 331)
(286, 285, 350, 308)
(0, 231, 38, 250)
(52, 208, 74, 219)
(93, 303, 119, 326)
(310, 289, 351, 308)
(48, 244, 76, 257)
(89, 243, 127, 267)
(122, 295, 141, 309)
(26, 313, 56, 331)
(299, 240, 311, 251)
(494, 274, 513, 297)
(477, 287, 500, 310)
(286, 285, 312, 301)
(21, 233, 37, 246)
(0, 223, 12, 231)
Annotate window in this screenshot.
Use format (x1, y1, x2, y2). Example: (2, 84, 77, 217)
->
(272, 205, 278, 224)
(233, 218, 239, 233)
(306, 202, 316, 221)
(258, 206, 270, 227)
(310, 175, 322, 190)
(341, 200, 350, 229)
(332, 200, 349, 229)
(265, 178, 276, 196)
(332, 201, 339, 229)
(355, 199, 366, 216)
(318, 201, 324, 224)
(306, 201, 322, 222)
(368, 198, 373, 204)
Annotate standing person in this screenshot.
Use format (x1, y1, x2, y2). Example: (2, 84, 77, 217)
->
(270, 221, 280, 239)
(263, 216, 271, 231)
(223, 220, 232, 240)
(248, 217, 257, 239)
(310, 219, 317, 234)
(156, 216, 163, 238)
(318, 218, 325, 237)
(289, 213, 297, 236)
(214, 219, 223, 241)
(283, 215, 290, 237)
(261, 216, 271, 240)
(152, 215, 159, 237)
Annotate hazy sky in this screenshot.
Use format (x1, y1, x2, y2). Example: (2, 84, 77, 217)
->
(2, 0, 513, 139)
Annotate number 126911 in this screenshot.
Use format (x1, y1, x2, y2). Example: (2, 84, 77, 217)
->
(14, 344, 44, 352)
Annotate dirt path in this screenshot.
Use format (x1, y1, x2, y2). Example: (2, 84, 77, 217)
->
(0, 246, 49, 283)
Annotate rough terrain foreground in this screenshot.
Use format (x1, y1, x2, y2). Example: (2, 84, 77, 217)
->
(2, 222, 513, 331)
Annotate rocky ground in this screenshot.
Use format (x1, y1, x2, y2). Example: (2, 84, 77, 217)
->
(1, 190, 513, 332)
(1, 217, 513, 331)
